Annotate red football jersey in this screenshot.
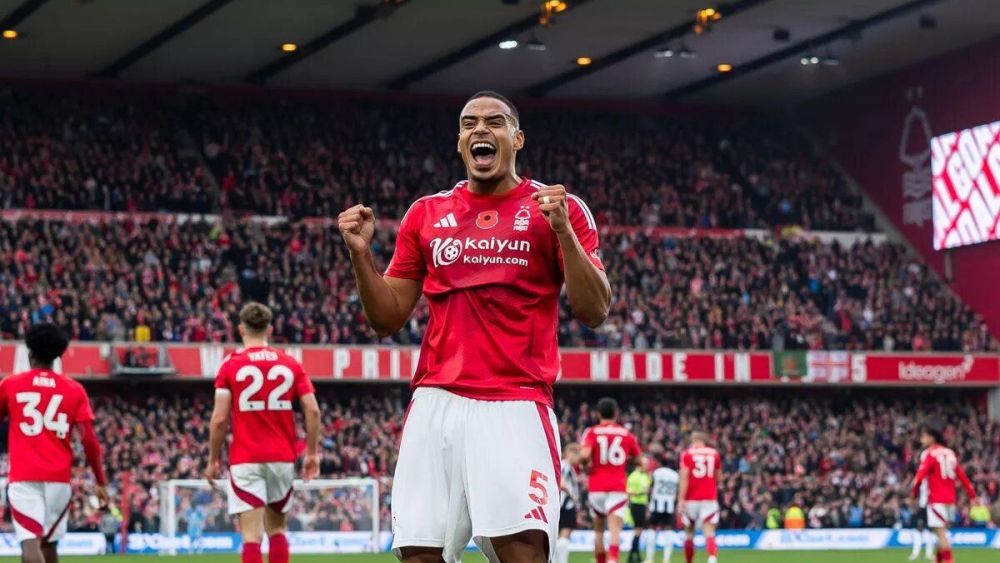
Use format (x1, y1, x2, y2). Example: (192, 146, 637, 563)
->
(913, 444, 976, 504)
(214, 346, 315, 465)
(385, 178, 603, 406)
(0, 368, 95, 483)
(681, 446, 721, 501)
(581, 422, 641, 492)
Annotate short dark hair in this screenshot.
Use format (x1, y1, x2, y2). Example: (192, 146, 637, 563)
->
(597, 397, 618, 420)
(466, 90, 519, 128)
(26, 323, 69, 366)
(922, 419, 946, 445)
(239, 302, 273, 334)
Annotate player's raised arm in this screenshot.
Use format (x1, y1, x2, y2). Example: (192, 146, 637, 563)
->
(533, 186, 610, 327)
(339, 204, 423, 336)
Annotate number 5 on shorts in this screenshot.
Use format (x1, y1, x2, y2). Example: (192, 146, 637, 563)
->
(528, 470, 549, 505)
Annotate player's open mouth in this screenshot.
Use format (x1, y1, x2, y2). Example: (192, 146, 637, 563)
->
(470, 141, 497, 167)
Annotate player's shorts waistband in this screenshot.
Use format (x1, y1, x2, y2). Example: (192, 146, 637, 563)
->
(412, 385, 552, 406)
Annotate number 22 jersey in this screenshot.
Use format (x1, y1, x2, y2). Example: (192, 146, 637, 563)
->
(0, 368, 95, 483)
(214, 346, 315, 465)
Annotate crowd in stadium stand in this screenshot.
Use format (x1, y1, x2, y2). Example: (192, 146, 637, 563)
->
(0, 90, 213, 213)
(0, 218, 993, 352)
(2, 89, 873, 231)
(1, 388, 995, 535)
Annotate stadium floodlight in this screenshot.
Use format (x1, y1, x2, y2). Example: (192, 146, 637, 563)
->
(157, 478, 380, 556)
(499, 38, 519, 50)
(654, 46, 674, 58)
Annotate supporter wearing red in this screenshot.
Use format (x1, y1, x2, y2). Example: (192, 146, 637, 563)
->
(580, 398, 642, 563)
(339, 90, 610, 563)
(0, 323, 108, 563)
(678, 431, 722, 563)
(206, 302, 322, 563)
(911, 420, 979, 563)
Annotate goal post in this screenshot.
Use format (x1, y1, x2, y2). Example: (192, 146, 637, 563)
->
(157, 477, 380, 555)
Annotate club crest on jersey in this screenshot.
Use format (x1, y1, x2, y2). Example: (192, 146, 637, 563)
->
(476, 210, 499, 229)
(514, 206, 531, 232)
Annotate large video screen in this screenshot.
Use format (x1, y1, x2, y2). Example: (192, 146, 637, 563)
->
(931, 119, 1000, 250)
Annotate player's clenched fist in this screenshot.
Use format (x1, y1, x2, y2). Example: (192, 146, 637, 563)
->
(338, 204, 376, 255)
(532, 184, 570, 234)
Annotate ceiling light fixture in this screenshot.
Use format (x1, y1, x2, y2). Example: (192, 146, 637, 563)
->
(499, 39, 519, 50)
(280, 43, 297, 52)
(654, 46, 674, 59)
(2, 29, 17, 40)
(716, 63, 733, 72)
(576, 56, 592, 66)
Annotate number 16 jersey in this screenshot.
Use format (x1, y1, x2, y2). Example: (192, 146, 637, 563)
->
(0, 368, 94, 483)
(581, 422, 641, 492)
(214, 346, 315, 465)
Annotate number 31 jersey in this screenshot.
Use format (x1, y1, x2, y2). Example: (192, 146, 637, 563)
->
(681, 446, 721, 501)
(214, 346, 315, 465)
(0, 368, 95, 483)
(581, 422, 641, 492)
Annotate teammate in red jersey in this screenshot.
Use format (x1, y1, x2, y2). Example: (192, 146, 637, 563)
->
(206, 303, 321, 563)
(0, 324, 108, 563)
(677, 431, 722, 563)
(580, 398, 642, 563)
(911, 421, 979, 563)
(339, 90, 610, 563)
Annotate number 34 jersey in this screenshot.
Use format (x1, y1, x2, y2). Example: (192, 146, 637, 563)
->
(0, 368, 95, 483)
(214, 346, 315, 465)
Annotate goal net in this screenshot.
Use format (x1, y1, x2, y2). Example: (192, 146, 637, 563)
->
(155, 478, 380, 555)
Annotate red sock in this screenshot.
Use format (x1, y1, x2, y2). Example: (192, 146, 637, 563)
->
(268, 533, 290, 563)
(609, 544, 620, 563)
(242, 542, 263, 563)
(596, 551, 607, 563)
(684, 539, 695, 563)
(939, 548, 953, 563)
(706, 536, 718, 557)
(935, 550, 942, 563)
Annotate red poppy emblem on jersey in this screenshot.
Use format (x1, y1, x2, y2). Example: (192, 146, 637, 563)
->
(476, 210, 499, 229)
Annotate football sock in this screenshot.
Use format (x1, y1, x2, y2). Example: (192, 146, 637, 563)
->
(683, 539, 694, 563)
(268, 533, 289, 563)
(242, 542, 263, 563)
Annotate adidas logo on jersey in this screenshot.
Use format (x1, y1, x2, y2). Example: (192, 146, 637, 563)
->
(523, 506, 548, 523)
(433, 213, 458, 228)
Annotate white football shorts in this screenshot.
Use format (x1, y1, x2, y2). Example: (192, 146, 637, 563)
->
(681, 500, 720, 528)
(391, 387, 562, 563)
(927, 503, 955, 529)
(588, 492, 629, 519)
(227, 462, 295, 515)
(7, 481, 72, 543)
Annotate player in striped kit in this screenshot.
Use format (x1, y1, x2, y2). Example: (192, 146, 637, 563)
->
(555, 442, 582, 563)
(646, 454, 679, 563)
(908, 477, 934, 561)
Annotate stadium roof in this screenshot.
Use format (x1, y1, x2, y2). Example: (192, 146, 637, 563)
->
(0, 0, 996, 105)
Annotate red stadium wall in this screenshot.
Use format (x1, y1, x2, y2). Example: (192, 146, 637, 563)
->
(811, 35, 1000, 338)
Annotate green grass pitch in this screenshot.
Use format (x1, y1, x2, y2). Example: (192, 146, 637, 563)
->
(1, 550, 998, 562)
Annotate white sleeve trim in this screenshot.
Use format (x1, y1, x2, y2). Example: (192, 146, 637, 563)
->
(567, 194, 597, 230)
(215, 389, 232, 397)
